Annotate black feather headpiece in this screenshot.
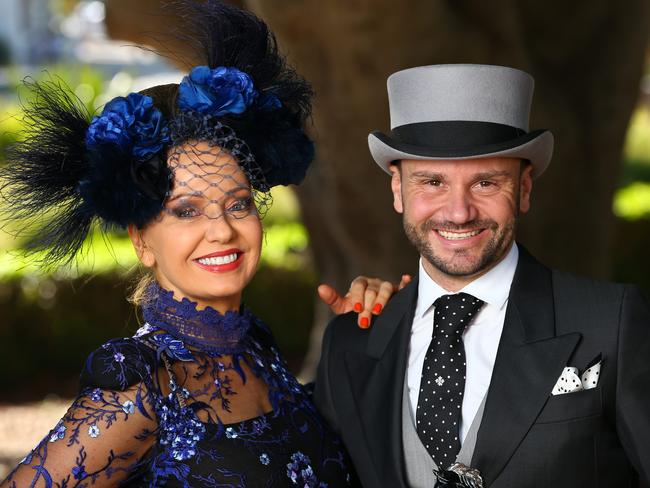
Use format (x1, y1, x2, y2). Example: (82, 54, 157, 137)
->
(0, 0, 314, 267)
(0, 78, 171, 266)
(168, 0, 315, 186)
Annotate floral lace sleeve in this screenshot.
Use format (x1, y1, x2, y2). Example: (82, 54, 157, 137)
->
(2, 339, 159, 488)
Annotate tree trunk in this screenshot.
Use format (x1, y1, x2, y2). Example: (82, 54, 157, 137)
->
(105, 0, 650, 380)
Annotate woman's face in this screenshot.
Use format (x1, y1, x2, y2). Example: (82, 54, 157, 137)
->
(129, 141, 263, 312)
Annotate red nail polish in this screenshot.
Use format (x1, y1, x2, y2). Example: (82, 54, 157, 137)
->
(360, 317, 369, 328)
(354, 303, 362, 313)
(373, 303, 383, 314)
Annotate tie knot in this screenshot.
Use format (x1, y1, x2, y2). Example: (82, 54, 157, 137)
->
(433, 293, 484, 335)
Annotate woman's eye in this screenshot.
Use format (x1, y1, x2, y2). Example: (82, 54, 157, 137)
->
(172, 205, 200, 219)
(227, 197, 253, 214)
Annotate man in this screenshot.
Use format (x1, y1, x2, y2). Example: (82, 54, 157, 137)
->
(314, 64, 650, 487)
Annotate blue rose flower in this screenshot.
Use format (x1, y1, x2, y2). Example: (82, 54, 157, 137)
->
(86, 110, 132, 152)
(178, 66, 259, 116)
(86, 93, 168, 161)
(126, 93, 169, 159)
(177, 66, 215, 113)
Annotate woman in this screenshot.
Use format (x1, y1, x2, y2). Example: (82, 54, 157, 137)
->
(0, 2, 399, 486)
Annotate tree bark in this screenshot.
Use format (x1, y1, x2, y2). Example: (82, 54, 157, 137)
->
(105, 0, 650, 379)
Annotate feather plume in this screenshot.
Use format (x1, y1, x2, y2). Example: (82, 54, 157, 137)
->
(0, 78, 96, 266)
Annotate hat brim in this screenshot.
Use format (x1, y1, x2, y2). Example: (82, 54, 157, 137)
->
(368, 129, 553, 179)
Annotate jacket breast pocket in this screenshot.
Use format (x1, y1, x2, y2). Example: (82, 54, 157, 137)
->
(534, 387, 602, 424)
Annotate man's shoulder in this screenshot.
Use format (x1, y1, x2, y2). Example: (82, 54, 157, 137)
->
(551, 268, 627, 301)
(518, 245, 632, 303)
(324, 281, 417, 353)
(325, 311, 373, 351)
(550, 268, 650, 319)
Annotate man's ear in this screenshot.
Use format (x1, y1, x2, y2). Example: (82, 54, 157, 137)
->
(128, 224, 155, 268)
(519, 162, 533, 214)
(390, 164, 404, 214)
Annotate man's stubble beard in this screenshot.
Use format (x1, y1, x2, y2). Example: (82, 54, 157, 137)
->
(403, 217, 516, 277)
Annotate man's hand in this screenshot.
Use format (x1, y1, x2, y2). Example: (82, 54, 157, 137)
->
(318, 274, 412, 328)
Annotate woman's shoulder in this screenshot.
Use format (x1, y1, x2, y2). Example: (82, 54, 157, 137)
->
(79, 328, 158, 392)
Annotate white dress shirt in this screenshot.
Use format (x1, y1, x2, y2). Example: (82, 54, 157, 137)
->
(407, 244, 519, 443)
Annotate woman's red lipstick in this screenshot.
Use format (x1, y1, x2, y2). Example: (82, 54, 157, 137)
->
(194, 248, 244, 272)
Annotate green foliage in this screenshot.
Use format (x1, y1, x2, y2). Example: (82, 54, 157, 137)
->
(264, 185, 301, 225)
(614, 107, 650, 220)
(0, 229, 137, 280)
(13, 64, 106, 114)
(0, 64, 107, 166)
(613, 182, 650, 220)
(263, 222, 309, 269)
(623, 107, 650, 164)
(0, 103, 24, 164)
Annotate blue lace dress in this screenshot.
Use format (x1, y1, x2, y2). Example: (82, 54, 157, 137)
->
(3, 285, 356, 487)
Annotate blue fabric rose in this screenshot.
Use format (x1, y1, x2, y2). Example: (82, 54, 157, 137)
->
(86, 93, 168, 161)
(86, 109, 132, 152)
(128, 94, 168, 159)
(178, 66, 260, 116)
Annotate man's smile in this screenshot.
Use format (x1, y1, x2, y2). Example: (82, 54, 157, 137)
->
(436, 229, 483, 240)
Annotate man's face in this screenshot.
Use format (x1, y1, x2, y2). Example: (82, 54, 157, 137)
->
(391, 157, 533, 289)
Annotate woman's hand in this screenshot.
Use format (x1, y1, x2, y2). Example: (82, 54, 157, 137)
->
(318, 274, 412, 329)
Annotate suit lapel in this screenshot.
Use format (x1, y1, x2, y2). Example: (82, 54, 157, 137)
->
(471, 247, 581, 485)
(344, 277, 418, 487)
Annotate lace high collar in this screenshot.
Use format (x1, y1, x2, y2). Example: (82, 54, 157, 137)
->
(141, 283, 255, 355)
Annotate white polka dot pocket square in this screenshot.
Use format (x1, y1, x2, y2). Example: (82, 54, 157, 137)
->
(551, 354, 602, 396)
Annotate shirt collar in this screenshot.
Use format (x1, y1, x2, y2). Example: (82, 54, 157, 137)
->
(416, 243, 519, 318)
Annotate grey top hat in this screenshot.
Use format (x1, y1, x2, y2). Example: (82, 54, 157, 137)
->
(368, 64, 553, 178)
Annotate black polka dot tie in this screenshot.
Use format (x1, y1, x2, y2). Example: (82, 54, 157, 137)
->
(416, 293, 484, 469)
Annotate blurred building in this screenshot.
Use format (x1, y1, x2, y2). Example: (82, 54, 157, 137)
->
(0, 0, 180, 101)
(0, 0, 53, 65)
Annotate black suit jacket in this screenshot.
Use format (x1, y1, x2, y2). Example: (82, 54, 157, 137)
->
(314, 247, 650, 487)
